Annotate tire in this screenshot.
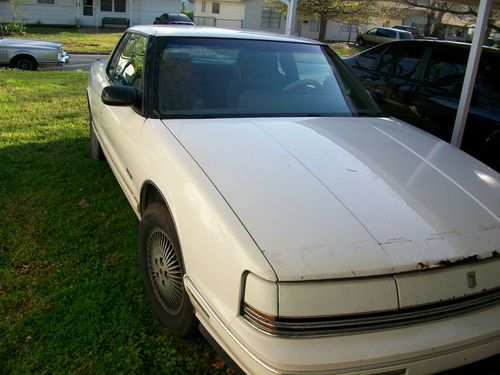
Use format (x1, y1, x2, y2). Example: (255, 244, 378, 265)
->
(357, 37, 365, 46)
(140, 203, 198, 338)
(11, 55, 38, 71)
(89, 118, 105, 161)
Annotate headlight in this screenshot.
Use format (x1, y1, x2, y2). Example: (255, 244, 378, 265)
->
(242, 273, 400, 337)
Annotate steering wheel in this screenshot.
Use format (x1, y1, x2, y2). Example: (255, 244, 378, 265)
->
(282, 79, 321, 91)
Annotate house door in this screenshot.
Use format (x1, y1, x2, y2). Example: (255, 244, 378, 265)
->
(82, 0, 97, 25)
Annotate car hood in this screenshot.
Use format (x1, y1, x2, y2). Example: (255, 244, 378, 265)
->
(164, 117, 500, 281)
(1, 38, 62, 49)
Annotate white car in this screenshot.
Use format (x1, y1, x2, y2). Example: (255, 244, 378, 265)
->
(87, 26, 500, 374)
(357, 27, 413, 46)
(0, 24, 70, 70)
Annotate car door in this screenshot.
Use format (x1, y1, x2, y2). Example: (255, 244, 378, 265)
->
(99, 32, 149, 204)
(364, 28, 379, 45)
(412, 46, 498, 167)
(375, 28, 397, 44)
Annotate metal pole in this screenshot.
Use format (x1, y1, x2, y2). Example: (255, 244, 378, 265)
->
(450, 0, 492, 147)
(284, 0, 297, 36)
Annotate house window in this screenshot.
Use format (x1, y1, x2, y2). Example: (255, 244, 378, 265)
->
(212, 2, 220, 14)
(114, 0, 125, 12)
(101, 0, 125, 12)
(38, 0, 55, 4)
(83, 0, 93, 15)
(101, 0, 112, 12)
(261, 7, 280, 29)
(309, 19, 318, 32)
(201, 1, 206, 12)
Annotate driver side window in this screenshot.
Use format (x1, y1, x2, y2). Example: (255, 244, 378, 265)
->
(107, 32, 148, 98)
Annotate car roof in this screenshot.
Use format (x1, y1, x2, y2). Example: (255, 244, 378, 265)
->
(393, 25, 417, 29)
(374, 39, 499, 52)
(373, 27, 413, 34)
(127, 25, 322, 44)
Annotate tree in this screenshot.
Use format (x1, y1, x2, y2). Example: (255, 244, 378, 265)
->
(389, 1, 499, 38)
(9, 0, 27, 25)
(269, 0, 381, 42)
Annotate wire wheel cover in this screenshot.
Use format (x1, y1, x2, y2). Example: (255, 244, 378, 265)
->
(147, 228, 184, 315)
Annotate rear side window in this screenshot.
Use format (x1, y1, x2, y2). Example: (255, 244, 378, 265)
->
(425, 48, 466, 84)
(479, 52, 500, 99)
(377, 29, 396, 38)
(377, 44, 425, 79)
(399, 32, 412, 40)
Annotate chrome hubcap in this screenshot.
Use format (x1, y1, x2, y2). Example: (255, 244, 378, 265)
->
(147, 228, 184, 314)
(18, 60, 32, 70)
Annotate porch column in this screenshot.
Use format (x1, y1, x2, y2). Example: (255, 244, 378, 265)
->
(450, 0, 492, 147)
(76, 0, 80, 27)
(129, 0, 133, 26)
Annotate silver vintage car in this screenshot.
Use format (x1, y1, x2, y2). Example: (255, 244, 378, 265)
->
(0, 24, 70, 70)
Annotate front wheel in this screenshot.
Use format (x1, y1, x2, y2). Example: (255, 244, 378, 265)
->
(11, 56, 38, 71)
(357, 37, 365, 46)
(140, 203, 198, 338)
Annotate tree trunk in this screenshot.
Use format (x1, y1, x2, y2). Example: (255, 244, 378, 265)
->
(318, 15, 328, 42)
(424, 11, 434, 36)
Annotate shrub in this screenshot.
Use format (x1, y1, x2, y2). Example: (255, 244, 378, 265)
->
(2, 22, 27, 35)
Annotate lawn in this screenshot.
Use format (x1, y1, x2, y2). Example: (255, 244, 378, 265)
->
(0, 70, 230, 373)
(11, 26, 122, 54)
(328, 42, 367, 58)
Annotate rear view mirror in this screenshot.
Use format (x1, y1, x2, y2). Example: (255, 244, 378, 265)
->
(101, 86, 137, 106)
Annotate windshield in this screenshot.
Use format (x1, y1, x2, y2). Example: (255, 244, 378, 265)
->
(153, 37, 382, 118)
(169, 14, 192, 22)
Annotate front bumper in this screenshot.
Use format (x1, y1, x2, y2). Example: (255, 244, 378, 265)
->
(186, 276, 500, 375)
(58, 51, 70, 65)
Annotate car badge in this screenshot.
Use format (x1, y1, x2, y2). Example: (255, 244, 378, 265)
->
(467, 271, 477, 288)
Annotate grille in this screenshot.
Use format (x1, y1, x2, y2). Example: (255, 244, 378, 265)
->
(243, 288, 500, 337)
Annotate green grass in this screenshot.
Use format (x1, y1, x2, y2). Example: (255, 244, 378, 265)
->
(0, 70, 230, 374)
(328, 42, 367, 58)
(11, 26, 122, 54)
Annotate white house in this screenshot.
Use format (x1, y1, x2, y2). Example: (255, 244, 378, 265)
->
(241, 0, 285, 33)
(0, 0, 181, 27)
(192, 0, 404, 42)
(193, 0, 245, 29)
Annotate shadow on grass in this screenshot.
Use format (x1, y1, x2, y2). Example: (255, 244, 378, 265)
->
(0, 138, 229, 374)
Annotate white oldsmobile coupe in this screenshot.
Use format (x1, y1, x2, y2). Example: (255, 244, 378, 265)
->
(0, 24, 70, 70)
(87, 26, 500, 374)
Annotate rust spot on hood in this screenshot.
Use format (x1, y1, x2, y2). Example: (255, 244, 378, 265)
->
(416, 262, 430, 270)
(434, 255, 481, 268)
(416, 254, 490, 271)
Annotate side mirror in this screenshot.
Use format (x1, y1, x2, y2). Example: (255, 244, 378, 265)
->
(101, 86, 137, 106)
